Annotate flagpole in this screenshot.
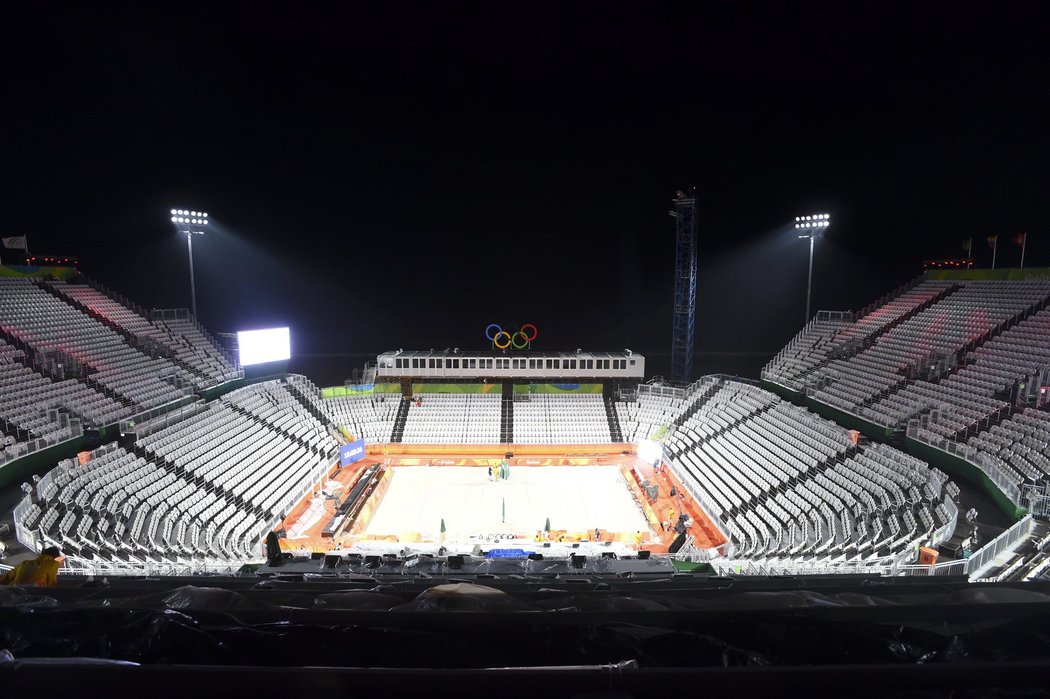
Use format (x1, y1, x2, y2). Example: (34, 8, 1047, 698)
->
(1021, 233, 1027, 270)
(992, 238, 997, 269)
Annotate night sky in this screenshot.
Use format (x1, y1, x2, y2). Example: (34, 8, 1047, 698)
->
(3, 3, 1048, 385)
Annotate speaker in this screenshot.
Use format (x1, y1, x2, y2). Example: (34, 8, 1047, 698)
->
(601, 551, 617, 559)
(527, 553, 544, 561)
(364, 555, 382, 569)
(447, 554, 466, 570)
(637, 550, 651, 560)
(570, 554, 586, 569)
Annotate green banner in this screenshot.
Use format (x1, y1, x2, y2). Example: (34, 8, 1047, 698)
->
(321, 384, 375, 398)
(925, 267, 1050, 281)
(0, 264, 77, 280)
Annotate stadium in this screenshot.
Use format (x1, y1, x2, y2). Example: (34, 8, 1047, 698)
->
(5, 260, 1050, 693)
(2, 259, 1048, 585)
(6, 5, 1050, 695)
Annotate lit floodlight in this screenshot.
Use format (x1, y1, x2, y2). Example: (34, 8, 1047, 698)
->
(637, 439, 663, 464)
(792, 212, 832, 323)
(168, 206, 211, 319)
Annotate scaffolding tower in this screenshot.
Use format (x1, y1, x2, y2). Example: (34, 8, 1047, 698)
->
(670, 191, 697, 385)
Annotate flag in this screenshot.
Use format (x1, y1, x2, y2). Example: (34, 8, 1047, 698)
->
(986, 235, 998, 250)
(2, 236, 27, 249)
(962, 238, 972, 256)
(1013, 233, 1027, 247)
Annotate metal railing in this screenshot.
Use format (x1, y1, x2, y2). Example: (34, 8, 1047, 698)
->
(59, 556, 255, 577)
(906, 421, 1024, 508)
(965, 515, 1035, 580)
(119, 399, 208, 438)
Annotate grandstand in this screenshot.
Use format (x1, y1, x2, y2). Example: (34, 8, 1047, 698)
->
(2, 264, 1049, 586)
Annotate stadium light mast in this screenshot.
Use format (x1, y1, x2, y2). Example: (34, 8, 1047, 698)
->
(795, 213, 830, 323)
(670, 190, 698, 386)
(169, 209, 209, 319)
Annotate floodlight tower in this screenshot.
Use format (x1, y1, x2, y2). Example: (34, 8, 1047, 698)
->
(670, 190, 698, 386)
(794, 213, 831, 323)
(169, 209, 209, 319)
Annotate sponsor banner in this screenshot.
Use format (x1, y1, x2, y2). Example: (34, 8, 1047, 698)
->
(528, 383, 603, 394)
(0, 265, 77, 280)
(322, 384, 375, 398)
(410, 383, 498, 394)
(339, 439, 366, 467)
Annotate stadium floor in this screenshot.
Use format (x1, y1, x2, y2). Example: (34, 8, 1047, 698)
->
(278, 447, 727, 555)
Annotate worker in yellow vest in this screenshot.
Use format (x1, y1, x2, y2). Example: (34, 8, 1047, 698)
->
(1, 547, 61, 587)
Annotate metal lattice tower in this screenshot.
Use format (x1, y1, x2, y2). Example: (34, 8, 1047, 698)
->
(670, 191, 697, 385)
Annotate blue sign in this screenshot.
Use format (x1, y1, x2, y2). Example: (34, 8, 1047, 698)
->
(340, 439, 366, 467)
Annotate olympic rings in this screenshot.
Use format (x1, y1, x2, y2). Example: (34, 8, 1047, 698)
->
(484, 322, 538, 349)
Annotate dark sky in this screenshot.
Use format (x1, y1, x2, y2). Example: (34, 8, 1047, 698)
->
(3, 3, 1048, 385)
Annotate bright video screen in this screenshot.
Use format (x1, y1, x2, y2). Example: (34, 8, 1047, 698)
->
(237, 327, 291, 366)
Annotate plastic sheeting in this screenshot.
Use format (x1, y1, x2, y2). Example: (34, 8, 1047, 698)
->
(1, 581, 1050, 669)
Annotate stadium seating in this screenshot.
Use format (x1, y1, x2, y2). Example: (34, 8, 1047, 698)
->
(512, 393, 611, 443)
(763, 280, 1050, 433)
(0, 337, 121, 462)
(763, 280, 956, 391)
(401, 393, 501, 444)
(14, 379, 334, 563)
(663, 379, 954, 561)
(325, 393, 398, 442)
(766, 274, 1050, 528)
(45, 281, 237, 386)
(616, 391, 684, 441)
(871, 306, 1050, 438)
(811, 282, 1050, 417)
(964, 409, 1050, 489)
(0, 278, 194, 410)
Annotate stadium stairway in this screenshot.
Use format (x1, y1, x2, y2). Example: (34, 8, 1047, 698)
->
(671, 380, 723, 428)
(603, 394, 623, 442)
(500, 391, 514, 443)
(284, 381, 334, 431)
(390, 396, 410, 443)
